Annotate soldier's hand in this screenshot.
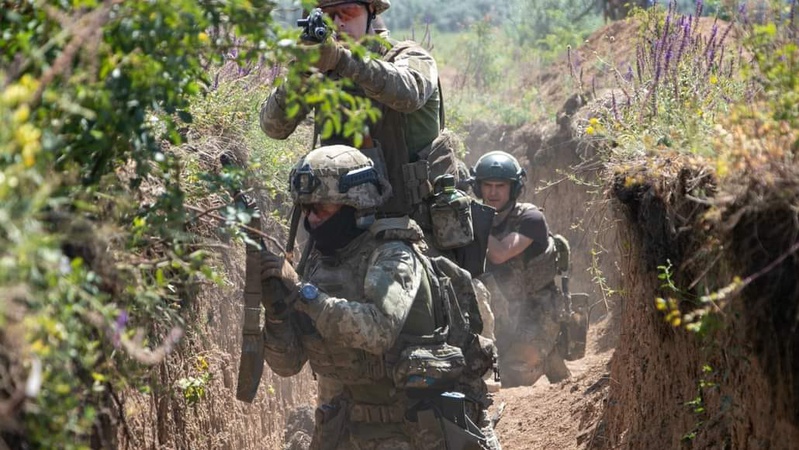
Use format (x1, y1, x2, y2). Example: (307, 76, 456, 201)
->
(308, 41, 345, 73)
(261, 252, 300, 292)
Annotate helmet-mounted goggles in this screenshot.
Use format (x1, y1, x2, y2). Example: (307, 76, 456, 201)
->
(290, 164, 383, 196)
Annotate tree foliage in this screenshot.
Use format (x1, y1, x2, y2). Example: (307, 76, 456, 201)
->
(0, 0, 376, 447)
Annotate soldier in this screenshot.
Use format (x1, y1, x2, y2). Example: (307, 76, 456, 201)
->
(260, 145, 500, 449)
(260, 0, 442, 219)
(472, 151, 571, 388)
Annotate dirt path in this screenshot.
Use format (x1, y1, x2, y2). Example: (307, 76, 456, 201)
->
(491, 317, 615, 450)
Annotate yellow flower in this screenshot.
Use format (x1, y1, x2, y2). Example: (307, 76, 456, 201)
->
(15, 123, 42, 167)
(585, 126, 595, 135)
(709, 75, 718, 85)
(589, 117, 599, 126)
(15, 123, 41, 148)
(19, 74, 39, 91)
(198, 32, 210, 44)
(13, 104, 30, 124)
(2, 84, 30, 106)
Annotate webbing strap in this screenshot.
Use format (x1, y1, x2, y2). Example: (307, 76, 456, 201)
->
(402, 160, 432, 205)
(349, 403, 405, 423)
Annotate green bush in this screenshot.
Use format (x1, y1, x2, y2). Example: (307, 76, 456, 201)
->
(0, 0, 376, 447)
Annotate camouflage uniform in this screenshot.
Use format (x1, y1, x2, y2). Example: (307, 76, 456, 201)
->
(483, 203, 569, 387)
(263, 146, 499, 450)
(260, 35, 440, 217)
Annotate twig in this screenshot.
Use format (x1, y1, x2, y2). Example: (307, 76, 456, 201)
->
(184, 204, 286, 253)
(741, 239, 799, 286)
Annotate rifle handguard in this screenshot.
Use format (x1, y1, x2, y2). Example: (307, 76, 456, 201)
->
(297, 8, 329, 43)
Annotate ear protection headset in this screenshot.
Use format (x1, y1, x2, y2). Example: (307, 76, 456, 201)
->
(470, 151, 527, 200)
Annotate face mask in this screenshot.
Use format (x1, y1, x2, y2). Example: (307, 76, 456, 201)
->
(305, 205, 365, 255)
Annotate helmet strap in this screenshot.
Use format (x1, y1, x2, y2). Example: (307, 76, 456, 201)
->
(363, 2, 375, 34)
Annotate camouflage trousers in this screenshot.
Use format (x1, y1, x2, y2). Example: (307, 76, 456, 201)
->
(488, 283, 570, 387)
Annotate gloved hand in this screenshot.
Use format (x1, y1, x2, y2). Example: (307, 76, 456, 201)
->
(260, 252, 299, 319)
(309, 40, 346, 73)
(261, 252, 300, 291)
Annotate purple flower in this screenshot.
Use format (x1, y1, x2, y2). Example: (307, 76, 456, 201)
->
(113, 310, 129, 348)
(664, 41, 674, 76)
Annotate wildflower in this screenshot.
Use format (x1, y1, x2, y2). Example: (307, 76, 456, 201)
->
(709, 75, 718, 84)
(13, 104, 30, 124)
(585, 126, 595, 135)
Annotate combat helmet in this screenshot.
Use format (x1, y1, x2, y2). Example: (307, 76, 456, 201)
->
(316, 0, 390, 15)
(289, 145, 392, 225)
(471, 151, 527, 199)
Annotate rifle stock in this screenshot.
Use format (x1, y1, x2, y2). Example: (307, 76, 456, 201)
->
(220, 153, 271, 403)
(237, 239, 267, 402)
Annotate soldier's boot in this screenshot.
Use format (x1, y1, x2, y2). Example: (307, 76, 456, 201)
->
(544, 350, 571, 384)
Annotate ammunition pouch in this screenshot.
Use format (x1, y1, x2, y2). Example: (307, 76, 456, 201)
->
(392, 343, 465, 390)
(403, 159, 433, 211)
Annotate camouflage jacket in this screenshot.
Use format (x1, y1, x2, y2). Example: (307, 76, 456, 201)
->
(259, 37, 440, 215)
(262, 217, 435, 405)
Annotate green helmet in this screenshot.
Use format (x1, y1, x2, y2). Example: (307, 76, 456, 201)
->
(471, 151, 527, 199)
(316, 0, 390, 14)
(289, 145, 391, 211)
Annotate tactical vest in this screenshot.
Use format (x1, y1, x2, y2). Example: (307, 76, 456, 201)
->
(299, 220, 494, 402)
(319, 40, 443, 217)
(490, 203, 559, 302)
(299, 222, 436, 392)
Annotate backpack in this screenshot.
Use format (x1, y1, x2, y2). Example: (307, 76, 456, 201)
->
(390, 250, 497, 391)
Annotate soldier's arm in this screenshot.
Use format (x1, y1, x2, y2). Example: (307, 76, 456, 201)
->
(296, 242, 422, 355)
(488, 207, 549, 264)
(487, 233, 533, 265)
(259, 83, 310, 139)
(335, 46, 437, 113)
(263, 316, 308, 377)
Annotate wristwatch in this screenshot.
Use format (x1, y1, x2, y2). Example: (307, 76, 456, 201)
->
(299, 283, 320, 305)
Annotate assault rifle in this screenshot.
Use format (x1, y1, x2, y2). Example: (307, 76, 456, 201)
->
(297, 8, 329, 43)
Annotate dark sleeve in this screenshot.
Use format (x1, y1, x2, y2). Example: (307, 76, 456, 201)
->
(517, 208, 549, 257)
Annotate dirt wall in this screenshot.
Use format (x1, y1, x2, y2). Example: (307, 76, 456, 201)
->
(118, 141, 316, 450)
(596, 163, 799, 449)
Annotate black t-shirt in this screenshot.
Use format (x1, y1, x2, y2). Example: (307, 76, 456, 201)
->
(491, 206, 549, 261)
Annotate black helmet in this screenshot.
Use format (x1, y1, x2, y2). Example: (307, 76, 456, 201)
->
(471, 151, 526, 199)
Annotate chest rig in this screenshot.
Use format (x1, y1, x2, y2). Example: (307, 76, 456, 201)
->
(491, 203, 559, 302)
(299, 223, 434, 388)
